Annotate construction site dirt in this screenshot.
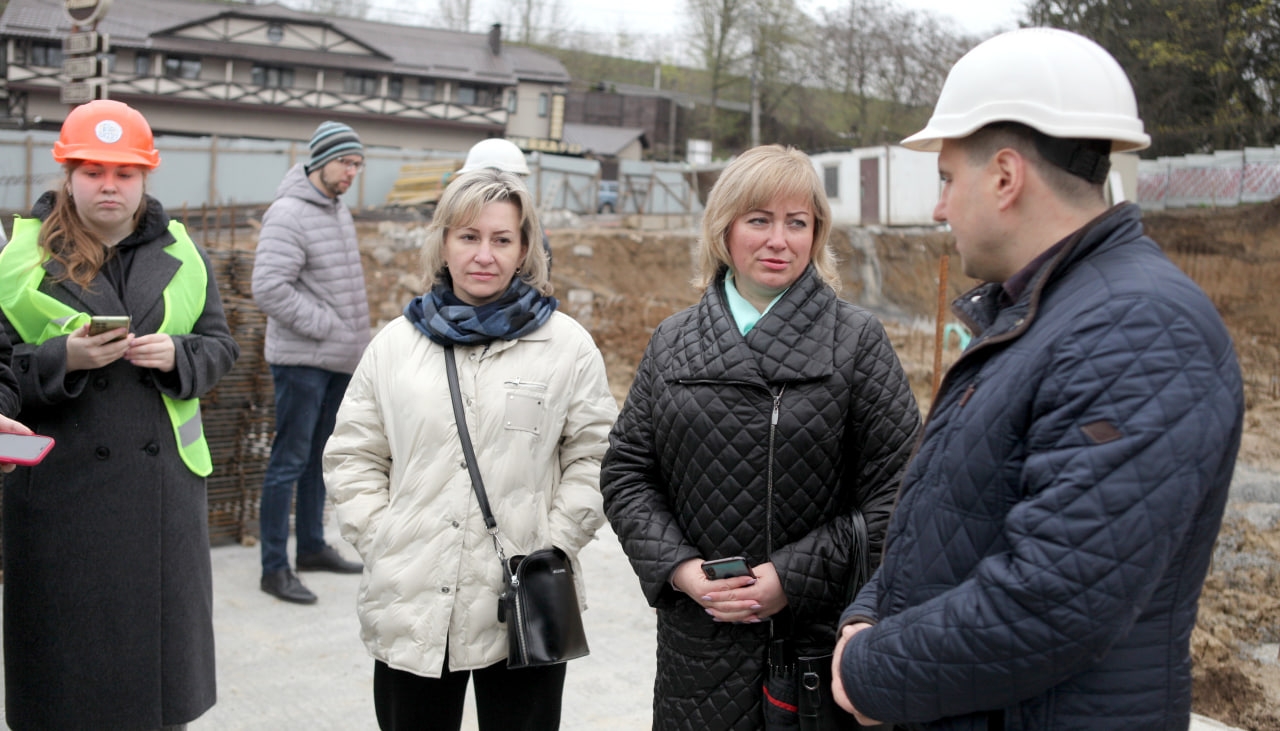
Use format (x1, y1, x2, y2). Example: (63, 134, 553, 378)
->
(353, 198, 1280, 730)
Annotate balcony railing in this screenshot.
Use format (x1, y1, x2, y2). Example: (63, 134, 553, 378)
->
(6, 64, 508, 127)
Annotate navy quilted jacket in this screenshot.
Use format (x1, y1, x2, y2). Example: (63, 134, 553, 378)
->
(839, 204, 1245, 730)
(603, 266, 921, 730)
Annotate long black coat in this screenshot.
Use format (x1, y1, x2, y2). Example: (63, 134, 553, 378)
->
(601, 266, 921, 730)
(0, 328, 17, 417)
(1, 195, 239, 729)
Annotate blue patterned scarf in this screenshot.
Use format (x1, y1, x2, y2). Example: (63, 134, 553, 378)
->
(404, 277, 558, 346)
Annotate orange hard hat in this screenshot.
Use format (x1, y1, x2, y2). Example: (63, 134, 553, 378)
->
(52, 100, 161, 169)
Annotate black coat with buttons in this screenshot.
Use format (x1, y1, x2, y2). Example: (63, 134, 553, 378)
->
(0, 193, 239, 730)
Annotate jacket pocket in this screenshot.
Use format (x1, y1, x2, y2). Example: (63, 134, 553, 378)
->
(504, 386, 546, 435)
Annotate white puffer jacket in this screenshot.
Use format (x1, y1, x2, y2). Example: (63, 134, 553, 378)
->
(323, 312, 617, 676)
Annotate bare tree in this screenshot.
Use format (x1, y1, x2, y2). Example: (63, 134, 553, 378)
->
(811, 0, 974, 146)
(303, 0, 374, 19)
(813, 0, 891, 145)
(494, 0, 573, 46)
(437, 0, 473, 31)
(747, 0, 815, 145)
(685, 0, 751, 151)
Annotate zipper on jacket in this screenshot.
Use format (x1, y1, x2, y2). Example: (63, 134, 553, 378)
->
(766, 385, 786, 558)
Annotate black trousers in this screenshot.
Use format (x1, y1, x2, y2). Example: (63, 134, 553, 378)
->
(373, 657, 567, 731)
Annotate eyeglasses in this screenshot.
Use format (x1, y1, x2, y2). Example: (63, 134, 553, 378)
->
(333, 157, 365, 172)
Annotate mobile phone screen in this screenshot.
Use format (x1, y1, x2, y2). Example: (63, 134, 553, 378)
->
(0, 433, 56, 465)
(702, 557, 755, 580)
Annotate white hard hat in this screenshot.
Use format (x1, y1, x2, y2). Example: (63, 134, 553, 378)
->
(902, 28, 1150, 153)
(459, 138, 530, 175)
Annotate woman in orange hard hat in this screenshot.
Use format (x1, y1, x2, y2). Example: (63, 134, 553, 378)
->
(0, 99, 239, 730)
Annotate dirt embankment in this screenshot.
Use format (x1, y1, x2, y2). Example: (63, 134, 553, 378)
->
(359, 199, 1280, 730)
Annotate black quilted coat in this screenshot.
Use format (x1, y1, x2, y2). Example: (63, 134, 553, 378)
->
(839, 204, 1245, 729)
(602, 265, 921, 730)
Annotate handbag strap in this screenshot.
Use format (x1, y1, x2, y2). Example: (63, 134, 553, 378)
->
(847, 509, 871, 604)
(444, 346, 506, 562)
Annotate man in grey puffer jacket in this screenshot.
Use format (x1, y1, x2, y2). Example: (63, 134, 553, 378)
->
(253, 121, 371, 604)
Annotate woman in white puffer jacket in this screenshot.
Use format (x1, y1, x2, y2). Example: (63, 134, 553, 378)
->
(323, 169, 617, 731)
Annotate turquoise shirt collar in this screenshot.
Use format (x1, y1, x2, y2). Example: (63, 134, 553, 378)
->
(724, 271, 786, 335)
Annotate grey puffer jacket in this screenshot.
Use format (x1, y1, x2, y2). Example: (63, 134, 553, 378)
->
(602, 265, 921, 730)
(839, 204, 1245, 730)
(253, 163, 370, 373)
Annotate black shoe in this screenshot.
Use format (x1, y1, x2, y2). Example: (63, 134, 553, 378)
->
(260, 569, 318, 604)
(296, 545, 363, 574)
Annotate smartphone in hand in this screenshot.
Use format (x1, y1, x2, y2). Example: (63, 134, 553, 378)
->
(701, 556, 756, 580)
(88, 315, 131, 342)
(0, 433, 55, 466)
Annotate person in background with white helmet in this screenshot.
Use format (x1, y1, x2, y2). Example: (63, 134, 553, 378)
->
(0, 99, 239, 729)
(459, 137, 553, 270)
(831, 28, 1244, 729)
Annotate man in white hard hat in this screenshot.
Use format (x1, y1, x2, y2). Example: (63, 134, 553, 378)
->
(831, 28, 1244, 729)
(460, 137, 531, 176)
(459, 138, 552, 269)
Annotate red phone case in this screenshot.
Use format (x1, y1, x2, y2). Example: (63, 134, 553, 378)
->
(0, 433, 56, 466)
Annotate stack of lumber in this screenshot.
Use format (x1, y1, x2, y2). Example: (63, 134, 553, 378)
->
(385, 159, 464, 207)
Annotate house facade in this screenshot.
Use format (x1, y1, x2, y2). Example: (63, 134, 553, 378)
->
(0, 0, 571, 154)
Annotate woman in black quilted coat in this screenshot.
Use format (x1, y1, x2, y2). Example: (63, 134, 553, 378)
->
(601, 145, 921, 730)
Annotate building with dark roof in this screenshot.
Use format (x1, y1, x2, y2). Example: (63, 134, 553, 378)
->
(0, 0, 571, 153)
(560, 122, 646, 180)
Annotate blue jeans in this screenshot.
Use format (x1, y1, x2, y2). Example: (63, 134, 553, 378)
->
(259, 365, 352, 574)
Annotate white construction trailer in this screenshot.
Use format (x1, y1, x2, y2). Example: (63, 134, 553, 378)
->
(810, 146, 941, 227)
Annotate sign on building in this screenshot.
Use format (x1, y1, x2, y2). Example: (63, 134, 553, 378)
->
(61, 27, 110, 104)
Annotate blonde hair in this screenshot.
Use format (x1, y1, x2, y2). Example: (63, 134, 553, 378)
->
(40, 163, 147, 289)
(693, 145, 838, 292)
(421, 169, 551, 295)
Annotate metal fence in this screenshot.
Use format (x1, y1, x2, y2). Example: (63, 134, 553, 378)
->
(0, 128, 464, 213)
(1, 130, 704, 220)
(1138, 147, 1280, 210)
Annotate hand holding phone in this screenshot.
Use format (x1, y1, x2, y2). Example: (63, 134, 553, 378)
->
(0, 432, 55, 466)
(701, 556, 756, 580)
(88, 315, 131, 341)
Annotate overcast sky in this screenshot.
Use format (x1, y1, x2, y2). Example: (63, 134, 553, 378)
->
(561, 0, 1027, 40)
(368, 0, 1030, 49)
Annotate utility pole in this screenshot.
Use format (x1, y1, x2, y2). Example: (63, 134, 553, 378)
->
(749, 38, 760, 147)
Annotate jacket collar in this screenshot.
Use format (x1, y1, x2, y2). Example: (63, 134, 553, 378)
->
(953, 202, 1144, 340)
(673, 264, 838, 385)
(277, 163, 341, 210)
(33, 204, 181, 332)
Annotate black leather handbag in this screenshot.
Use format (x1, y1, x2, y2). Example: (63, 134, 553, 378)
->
(445, 346, 590, 669)
(763, 510, 881, 731)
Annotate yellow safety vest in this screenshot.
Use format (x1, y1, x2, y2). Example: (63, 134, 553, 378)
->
(0, 216, 213, 476)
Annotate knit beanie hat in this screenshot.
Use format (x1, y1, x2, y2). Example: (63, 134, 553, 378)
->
(306, 121, 363, 174)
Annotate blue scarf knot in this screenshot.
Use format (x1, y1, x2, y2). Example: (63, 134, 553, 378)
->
(404, 277, 558, 346)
